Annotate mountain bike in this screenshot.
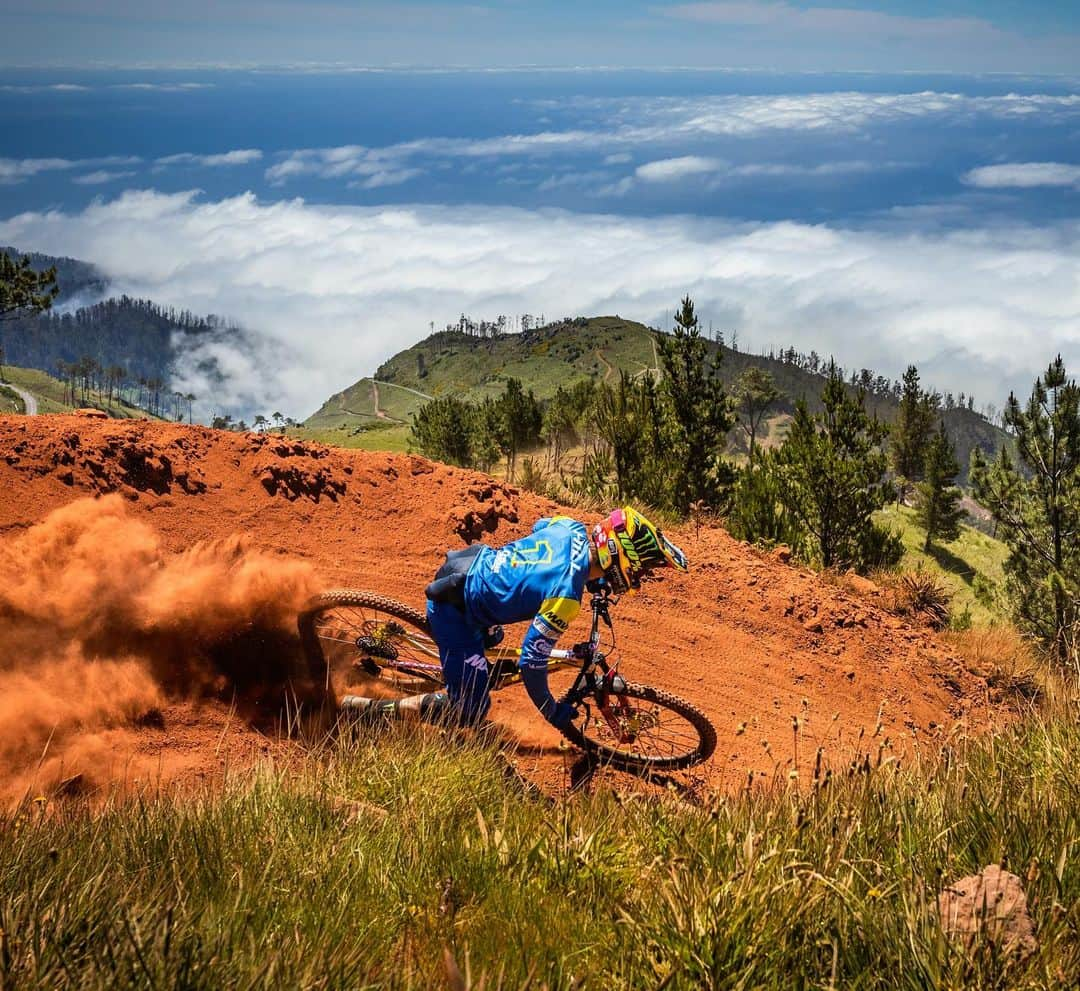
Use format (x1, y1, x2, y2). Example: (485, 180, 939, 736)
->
(298, 586, 716, 773)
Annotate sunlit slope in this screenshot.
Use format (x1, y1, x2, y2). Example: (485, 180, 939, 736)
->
(874, 504, 1010, 626)
(0, 365, 161, 418)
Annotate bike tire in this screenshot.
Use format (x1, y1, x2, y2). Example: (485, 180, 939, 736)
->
(298, 590, 445, 700)
(559, 681, 716, 773)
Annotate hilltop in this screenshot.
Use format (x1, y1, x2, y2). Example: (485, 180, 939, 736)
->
(303, 317, 1009, 480)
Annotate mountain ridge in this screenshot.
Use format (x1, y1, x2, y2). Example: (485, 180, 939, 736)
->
(304, 316, 1010, 481)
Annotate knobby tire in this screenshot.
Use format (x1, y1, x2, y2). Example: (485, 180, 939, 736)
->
(559, 682, 717, 773)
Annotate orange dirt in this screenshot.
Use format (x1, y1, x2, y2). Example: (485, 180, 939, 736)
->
(0, 415, 991, 803)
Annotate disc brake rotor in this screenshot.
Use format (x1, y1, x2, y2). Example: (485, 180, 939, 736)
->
(355, 621, 406, 661)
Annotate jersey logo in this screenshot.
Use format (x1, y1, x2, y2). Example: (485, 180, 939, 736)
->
(510, 538, 553, 568)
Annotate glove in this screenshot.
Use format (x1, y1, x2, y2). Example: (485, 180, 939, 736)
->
(547, 700, 579, 730)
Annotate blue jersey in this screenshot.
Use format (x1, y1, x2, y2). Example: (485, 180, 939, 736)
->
(464, 517, 591, 671)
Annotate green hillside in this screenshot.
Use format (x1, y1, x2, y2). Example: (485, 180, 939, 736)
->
(304, 317, 1010, 474)
(874, 504, 1009, 626)
(0, 365, 166, 420)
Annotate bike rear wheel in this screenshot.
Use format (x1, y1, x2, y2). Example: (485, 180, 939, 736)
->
(560, 682, 716, 773)
(298, 590, 445, 699)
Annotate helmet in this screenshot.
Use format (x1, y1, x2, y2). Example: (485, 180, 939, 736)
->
(591, 507, 688, 594)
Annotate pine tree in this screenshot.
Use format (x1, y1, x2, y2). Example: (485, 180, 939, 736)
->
(0, 251, 58, 321)
(971, 355, 1080, 664)
(915, 421, 964, 551)
(472, 398, 504, 474)
(654, 296, 735, 512)
(734, 367, 781, 465)
(495, 378, 542, 482)
(541, 385, 578, 473)
(410, 395, 475, 467)
(591, 371, 668, 506)
(891, 365, 935, 497)
(771, 363, 900, 571)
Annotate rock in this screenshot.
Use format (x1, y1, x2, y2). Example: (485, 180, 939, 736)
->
(771, 545, 792, 564)
(937, 865, 1037, 959)
(74, 407, 108, 419)
(845, 571, 879, 596)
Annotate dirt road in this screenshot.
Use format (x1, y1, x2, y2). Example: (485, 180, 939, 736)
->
(5, 384, 37, 415)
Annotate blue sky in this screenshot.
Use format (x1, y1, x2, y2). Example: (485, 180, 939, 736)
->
(2, 1, 1079, 73)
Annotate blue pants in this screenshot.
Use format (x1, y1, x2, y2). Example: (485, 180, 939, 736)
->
(426, 600, 491, 725)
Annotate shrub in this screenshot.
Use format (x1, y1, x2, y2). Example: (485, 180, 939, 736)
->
(889, 570, 952, 630)
(517, 456, 549, 496)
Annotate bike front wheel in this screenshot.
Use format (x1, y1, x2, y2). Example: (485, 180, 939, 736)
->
(560, 682, 716, 773)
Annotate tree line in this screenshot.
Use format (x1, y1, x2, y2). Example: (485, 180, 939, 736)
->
(0, 251, 217, 420)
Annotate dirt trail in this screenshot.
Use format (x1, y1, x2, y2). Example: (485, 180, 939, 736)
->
(6, 384, 38, 416)
(0, 414, 991, 802)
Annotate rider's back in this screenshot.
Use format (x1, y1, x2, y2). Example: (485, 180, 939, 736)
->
(465, 517, 591, 630)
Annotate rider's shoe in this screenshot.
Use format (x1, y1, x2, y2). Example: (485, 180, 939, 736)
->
(341, 692, 452, 723)
(341, 695, 398, 721)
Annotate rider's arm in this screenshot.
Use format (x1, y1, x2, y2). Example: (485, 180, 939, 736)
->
(518, 596, 580, 726)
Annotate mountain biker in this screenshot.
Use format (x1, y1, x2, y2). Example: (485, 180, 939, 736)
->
(343, 507, 688, 729)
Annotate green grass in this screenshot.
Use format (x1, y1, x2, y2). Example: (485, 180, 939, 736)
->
(0, 366, 76, 414)
(292, 422, 412, 453)
(875, 504, 1009, 626)
(4, 710, 1080, 989)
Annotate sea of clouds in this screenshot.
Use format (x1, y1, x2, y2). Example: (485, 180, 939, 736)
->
(2, 188, 1077, 421)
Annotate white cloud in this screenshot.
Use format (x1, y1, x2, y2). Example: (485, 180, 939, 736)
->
(963, 162, 1080, 190)
(348, 168, 423, 190)
(619, 157, 891, 194)
(110, 82, 215, 91)
(0, 158, 75, 184)
(0, 155, 141, 185)
(155, 149, 263, 168)
(1, 190, 1077, 420)
(636, 156, 722, 182)
(537, 169, 612, 192)
(618, 91, 1080, 138)
(263, 91, 1080, 189)
(0, 83, 90, 93)
(726, 160, 880, 178)
(266, 131, 596, 185)
(72, 169, 138, 185)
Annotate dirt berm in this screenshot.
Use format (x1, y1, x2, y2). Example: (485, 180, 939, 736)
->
(0, 415, 990, 801)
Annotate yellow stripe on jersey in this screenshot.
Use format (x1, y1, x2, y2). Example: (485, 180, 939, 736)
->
(535, 596, 581, 637)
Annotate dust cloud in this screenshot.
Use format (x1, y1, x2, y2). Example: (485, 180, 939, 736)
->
(0, 495, 319, 801)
